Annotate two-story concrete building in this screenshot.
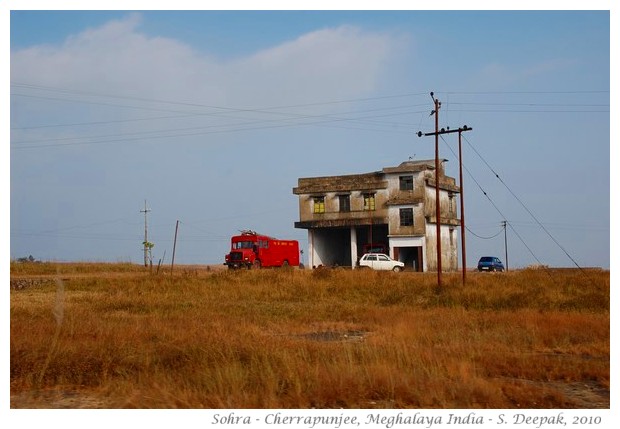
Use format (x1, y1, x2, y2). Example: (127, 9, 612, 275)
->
(293, 159, 461, 271)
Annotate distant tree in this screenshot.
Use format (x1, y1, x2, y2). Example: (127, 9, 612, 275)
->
(143, 241, 155, 267)
(17, 255, 36, 263)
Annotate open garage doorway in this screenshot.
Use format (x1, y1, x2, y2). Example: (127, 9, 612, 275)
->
(390, 236, 425, 272)
(394, 246, 424, 272)
(308, 228, 351, 268)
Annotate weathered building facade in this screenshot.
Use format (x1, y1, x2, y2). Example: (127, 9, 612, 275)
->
(293, 160, 461, 271)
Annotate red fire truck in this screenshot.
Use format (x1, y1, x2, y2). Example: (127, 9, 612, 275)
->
(224, 230, 300, 269)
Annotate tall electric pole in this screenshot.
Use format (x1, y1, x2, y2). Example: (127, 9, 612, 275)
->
(140, 200, 151, 267)
(457, 126, 472, 284)
(417, 92, 472, 287)
(416, 92, 443, 287)
(433, 94, 441, 287)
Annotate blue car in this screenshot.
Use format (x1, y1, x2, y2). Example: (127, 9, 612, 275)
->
(477, 256, 504, 272)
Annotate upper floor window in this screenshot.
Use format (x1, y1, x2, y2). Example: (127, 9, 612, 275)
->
(338, 194, 351, 212)
(400, 208, 414, 226)
(363, 193, 376, 211)
(399, 175, 414, 191)
(313, 196, 325, 214)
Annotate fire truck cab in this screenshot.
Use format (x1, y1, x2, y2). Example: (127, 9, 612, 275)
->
(224, 230, 300, 269)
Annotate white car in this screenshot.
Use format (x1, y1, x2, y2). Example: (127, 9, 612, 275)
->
(358, 253, 405, 272)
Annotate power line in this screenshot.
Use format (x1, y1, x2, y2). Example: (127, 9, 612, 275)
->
(10, 230, 138, 241)
(12, 216, 134, 236)
(11, 103, 428, 146)
(12, 82, 608, 130)
(465, 225, 504, 240)
(15, 82, 607, 104)
(11, 106, 433, 150)
(447, 102, 608, 107)
(12, 83, 607, 145)
(442, 108, 608, 113)
(11, 82, 429, 120)
(12, 83, 435, 148)
(506, 221, 609, 231)
(445, 133, 603, 286)
(439, 134, 550, 272)
(440, 90, 609, 95)
(10, 113, 204, 130)
(461, 133, 586, 272)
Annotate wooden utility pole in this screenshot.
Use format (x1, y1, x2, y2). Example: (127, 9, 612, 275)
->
(418, 92, 472, 287)
(171, 220, 179, 274)
(502, 220, 509, 271)
(433, 94, 442, 287)
(416, 92, 443, 287)
(457, 127, 472, 284)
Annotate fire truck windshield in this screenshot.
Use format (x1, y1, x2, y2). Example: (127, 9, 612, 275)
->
(233, 241, 255, 250)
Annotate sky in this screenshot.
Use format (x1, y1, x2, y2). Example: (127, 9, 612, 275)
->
(6, 5, 612, 269)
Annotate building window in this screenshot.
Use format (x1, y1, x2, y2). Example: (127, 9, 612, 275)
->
(313, 196, 325, 214)
(400, 208, 414, 226)
(399, 175, 414, 191)
(339, 194, 350, 212)
(363, 193, 376, 211)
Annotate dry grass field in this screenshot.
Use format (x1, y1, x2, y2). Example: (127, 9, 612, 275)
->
(10, 262, 609, 409)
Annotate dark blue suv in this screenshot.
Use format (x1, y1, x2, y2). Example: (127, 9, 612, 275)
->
(477, 256, 505, 272)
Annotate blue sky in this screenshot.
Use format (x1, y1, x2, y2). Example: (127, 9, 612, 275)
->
(6, 6, 612, 269)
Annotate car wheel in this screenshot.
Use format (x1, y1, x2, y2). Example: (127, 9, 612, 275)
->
(393, 266, 402, 272)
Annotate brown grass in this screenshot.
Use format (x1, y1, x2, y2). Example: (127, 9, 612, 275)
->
(10, 263, 609, 408)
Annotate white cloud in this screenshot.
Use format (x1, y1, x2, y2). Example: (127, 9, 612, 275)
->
(11, 15, 400, 109)
(232, 26, 395, 106)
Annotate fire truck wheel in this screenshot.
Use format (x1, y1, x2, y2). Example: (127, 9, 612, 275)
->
(253, 260, 262, 269)
(282, 260, 289, 267)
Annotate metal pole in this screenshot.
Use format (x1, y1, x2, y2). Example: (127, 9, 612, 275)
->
(434, 96, 442, 287)
(458, 130, 466, 284)
(140, 200, 150, 267)
(171, 220, 179, 275)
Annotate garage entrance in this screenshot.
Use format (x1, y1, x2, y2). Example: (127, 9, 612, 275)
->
(393, 246, 424, 271)
(389, 236, 426, 272)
